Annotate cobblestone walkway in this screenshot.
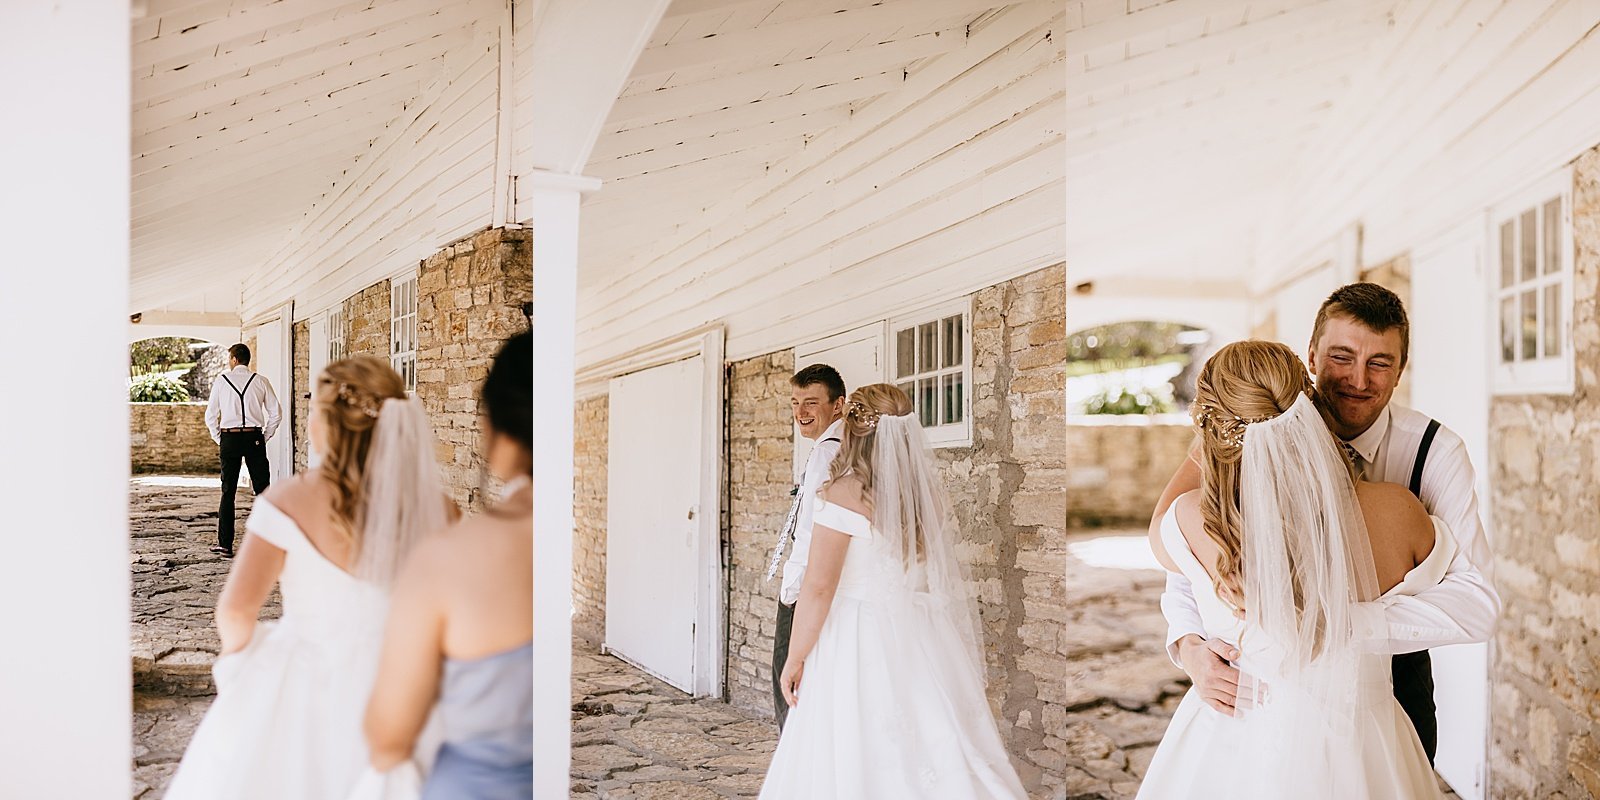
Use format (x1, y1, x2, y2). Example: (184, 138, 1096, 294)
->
(130, 475, 275, 799)
(570, 530, 1457, 799)
(570, 647, 778, 799)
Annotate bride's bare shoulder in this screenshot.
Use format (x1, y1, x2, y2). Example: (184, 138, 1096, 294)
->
(819, 473, 868, 516)
(1355, 482, 1431, 540)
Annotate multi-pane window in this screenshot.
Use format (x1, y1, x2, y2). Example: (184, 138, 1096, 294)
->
(1492, 170, 1572, 395)
(390, 275, 418, 392)
(891, 302, 970, 445)
(327, 308, 347, 362)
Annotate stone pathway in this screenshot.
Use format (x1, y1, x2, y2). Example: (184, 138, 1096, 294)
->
(570, 647, 778, 798)
(570, 529, 1458, 799)
(130, 475, 274, 799)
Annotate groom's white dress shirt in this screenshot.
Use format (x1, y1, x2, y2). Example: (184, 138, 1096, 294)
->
(1161, 403, 1501, 660)
(203, 365, 283, 444)
(780, 419, 845, 606)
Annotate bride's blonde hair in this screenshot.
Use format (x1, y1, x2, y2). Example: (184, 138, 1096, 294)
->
(826, 383, 921, 559)
(314, 356, 407, 557)
(1191, 340, 1325, 607)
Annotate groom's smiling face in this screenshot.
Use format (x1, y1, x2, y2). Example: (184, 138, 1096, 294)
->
(1309, 316, 1405, 439)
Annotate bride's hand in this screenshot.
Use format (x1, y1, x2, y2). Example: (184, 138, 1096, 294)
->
(780, 659, 804, 708)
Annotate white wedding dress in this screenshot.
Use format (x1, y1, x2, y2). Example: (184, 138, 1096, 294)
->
(1136, 504, 1451, 799)
(758, 501, 1027, 800)
(165, 497, 395, 800)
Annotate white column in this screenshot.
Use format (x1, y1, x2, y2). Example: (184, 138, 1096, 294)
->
(526, 169, 599, 799)
(0, 1, 130, 796)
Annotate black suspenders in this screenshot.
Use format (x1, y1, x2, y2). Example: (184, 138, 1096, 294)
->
(221, 373, 257, 429)
(1408, 419, 1442, 498)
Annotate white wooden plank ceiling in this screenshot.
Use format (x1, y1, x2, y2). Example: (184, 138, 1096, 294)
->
(1065, 0, 1401, 287)
(129, 0, 482, 313)
(579, 0, 1019, 286)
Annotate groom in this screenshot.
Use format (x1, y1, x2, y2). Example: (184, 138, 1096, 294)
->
(765, 363, 846, 731)
(1150, 282, 1500, 763)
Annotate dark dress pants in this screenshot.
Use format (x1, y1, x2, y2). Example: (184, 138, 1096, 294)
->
(218, 430, 271, 551)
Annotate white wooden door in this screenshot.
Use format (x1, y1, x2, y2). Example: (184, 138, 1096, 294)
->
(254, 315, 294, 483)
(792, 323, 885, 476)
(605, 355, 704, 691)
(1410, 221, 1492, 800)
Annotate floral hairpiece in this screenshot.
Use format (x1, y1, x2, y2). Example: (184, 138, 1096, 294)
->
(1192, 402, 1271, 448)
(337, 383, 382, 418)
(847, 400, 882, 431)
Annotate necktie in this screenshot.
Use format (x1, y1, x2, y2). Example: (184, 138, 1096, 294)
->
(1341, 441, 1367, 480)
(765, 484, 804, 582)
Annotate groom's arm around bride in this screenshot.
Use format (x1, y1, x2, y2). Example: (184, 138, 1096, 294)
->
(1148, 284, 1501, 754)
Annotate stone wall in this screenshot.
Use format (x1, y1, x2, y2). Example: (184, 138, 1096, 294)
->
(1487, 146, 1600, 799)
(292, 319, 309, 473)
(283, 226, 532, 503)
(944, 263, 1068, 792)
(724, 351, 798, 713)
(344, 279, 391, 359)
(130, 403, 214, 473)
(416, 226, 533, 510)
(716, 264, 1069, 791)
(1066, 417, 1193, 527)
(573, 393, 609, 648)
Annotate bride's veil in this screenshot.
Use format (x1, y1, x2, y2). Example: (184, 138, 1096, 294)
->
(1232, 392, 1383, 793)
(355, 396, 448, 587)
(868, 412, 987, 685)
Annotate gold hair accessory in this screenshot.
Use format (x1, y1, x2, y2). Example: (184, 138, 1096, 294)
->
(337, 383, 382, 418)
(1193, 402, 1271, 448)
(847, 400, 882, 431)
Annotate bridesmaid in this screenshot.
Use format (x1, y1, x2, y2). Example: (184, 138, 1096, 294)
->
(363, 330, 533, 799)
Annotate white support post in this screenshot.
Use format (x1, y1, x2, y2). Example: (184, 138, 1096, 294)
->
(0, 1, 131, 795)
(526, 168, 599, 799)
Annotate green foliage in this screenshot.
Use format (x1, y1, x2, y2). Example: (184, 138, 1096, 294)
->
(130, 337, 202, 377)
(1083, 386, 1174, 415)
(130, 373, 190, 403)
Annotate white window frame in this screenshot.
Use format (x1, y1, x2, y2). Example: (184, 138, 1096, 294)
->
(390, 271, 419, 393)
(326, 307, 347, 363)
(1488, 167, 1574, 396)
(889, 298, 973, 448)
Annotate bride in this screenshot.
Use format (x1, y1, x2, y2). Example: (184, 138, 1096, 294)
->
(758, 383, 1026, 800)
(1139, 340, 1445, 799)
(165, 356, 451, 800)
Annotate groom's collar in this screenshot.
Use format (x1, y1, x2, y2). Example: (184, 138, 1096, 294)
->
(820, 418, 844, 441)
(1343, 405, 1391, 464)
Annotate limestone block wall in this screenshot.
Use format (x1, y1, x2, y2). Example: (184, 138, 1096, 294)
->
(284, 226, 531, 503)
(416, 226, 533, 511)
(724, 351, 798, 712)
(719, 264, 1069, 789)
(344, 280, 391, 360)
(573, 393, 609, 648)
(130, 403, 214, 473)
(1487, 145, 1600, 799)
(1066, 417, 1193, 527)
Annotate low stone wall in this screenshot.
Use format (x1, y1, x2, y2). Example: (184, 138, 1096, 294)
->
(130, 403, 214, 474)
(1067, 416, 1193, 527)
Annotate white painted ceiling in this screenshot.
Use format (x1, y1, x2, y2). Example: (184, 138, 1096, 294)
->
(1065, 0, 1401, 289)
(578, 0, 1021, 287)
(129, 0, 474, 314)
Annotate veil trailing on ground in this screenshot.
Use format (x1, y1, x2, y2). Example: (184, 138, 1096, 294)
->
(1232, 392, 1383, 793)
(867, 412, 988, 686)
(356, 396, 448, 587)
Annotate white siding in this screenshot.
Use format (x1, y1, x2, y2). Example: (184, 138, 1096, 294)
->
(232, 0, 504, 322)
(577, 1, 1066, 367)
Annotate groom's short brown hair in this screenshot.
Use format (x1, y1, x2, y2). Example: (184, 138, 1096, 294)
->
(1311, 282, 1410, 366)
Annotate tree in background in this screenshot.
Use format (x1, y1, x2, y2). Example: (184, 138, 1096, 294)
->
(129, 337, 197, 377)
